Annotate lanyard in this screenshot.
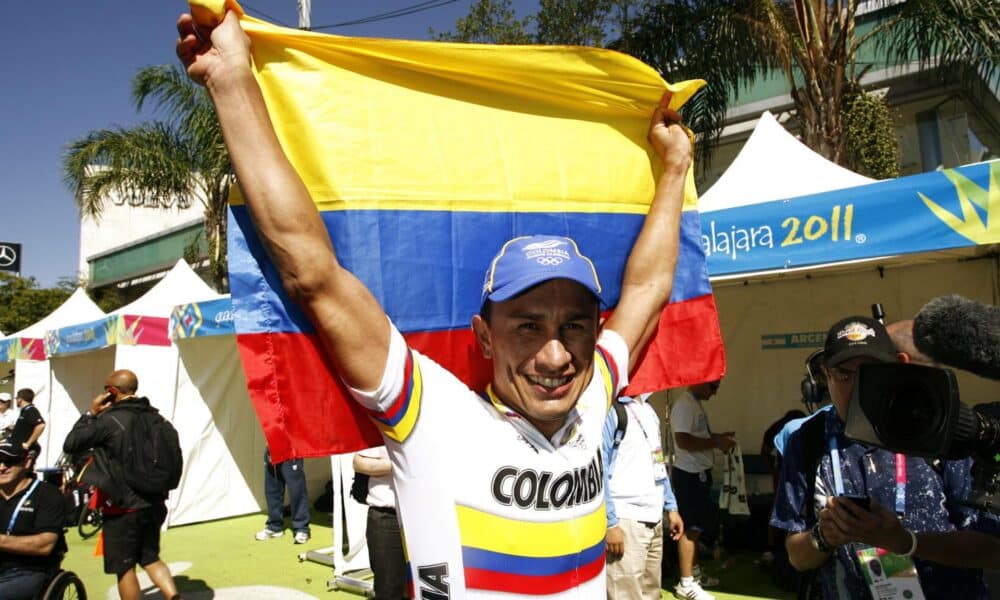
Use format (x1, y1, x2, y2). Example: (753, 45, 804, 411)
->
(829, 438, 906, 515)
(5, 479, 40, 535)
(829, 436, 846, 496)
(624, 403, 660, 449)
(894, 453, 906, 516)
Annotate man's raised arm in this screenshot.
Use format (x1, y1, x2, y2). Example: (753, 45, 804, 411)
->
(176, 10, 389, 391)
(604, 93, 693, 371)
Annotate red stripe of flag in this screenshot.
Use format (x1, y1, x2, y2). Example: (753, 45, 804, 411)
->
(463, 550, 605, 595)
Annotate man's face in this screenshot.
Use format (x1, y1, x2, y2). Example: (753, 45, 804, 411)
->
(473, 279, 599, 437)
(0, 453, 29, 487)
(691, 379, 721, 401)
(823, 356, 882, 421)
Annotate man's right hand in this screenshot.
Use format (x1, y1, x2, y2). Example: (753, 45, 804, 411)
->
(606, 526, 625, 559)
(713, 433, 736, 452)
(90, 393, 113, 416)
(176, 9, 251, 89)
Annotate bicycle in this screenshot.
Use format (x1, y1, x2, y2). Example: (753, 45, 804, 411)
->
(76, 489, 102, 540)
(52, 453, 103, 540)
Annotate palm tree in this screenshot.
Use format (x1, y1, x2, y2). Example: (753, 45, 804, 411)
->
(63, 65, 232, 291)
(627, 0, 999, 174)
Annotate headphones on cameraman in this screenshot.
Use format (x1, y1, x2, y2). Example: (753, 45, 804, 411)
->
(800, 349, 829, 409)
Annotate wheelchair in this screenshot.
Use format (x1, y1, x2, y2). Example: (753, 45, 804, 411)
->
(35, 569, 87, 600)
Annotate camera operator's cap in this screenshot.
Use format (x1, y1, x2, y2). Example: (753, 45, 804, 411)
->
(824, 316, 897, 367)
(0, 392, 10, 403)
(481, 235, 603, 306)
(0, 439, 26, 462)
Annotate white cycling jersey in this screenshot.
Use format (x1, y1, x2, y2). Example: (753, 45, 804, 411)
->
(350, 322, 628, 599)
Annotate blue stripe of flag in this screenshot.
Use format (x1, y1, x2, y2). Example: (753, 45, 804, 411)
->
(461, 538, 605, 577)
(230, 207, 710, 335)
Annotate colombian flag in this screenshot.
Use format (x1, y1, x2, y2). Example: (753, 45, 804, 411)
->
(197, 1, 726, 462)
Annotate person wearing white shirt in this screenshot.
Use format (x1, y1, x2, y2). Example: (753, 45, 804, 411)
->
(604, 393, 683, 600)
(0, 393, 16, 439)
(669, 381, 734, 600)
(353, 447, 406, 600)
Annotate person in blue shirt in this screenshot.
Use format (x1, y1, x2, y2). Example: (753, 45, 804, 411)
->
(603, 393, 683, 600)
(772, 316, 993, 599)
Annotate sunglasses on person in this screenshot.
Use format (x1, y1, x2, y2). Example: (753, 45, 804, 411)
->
(0, 454, 26, 468)
(828, 366, 857, 383)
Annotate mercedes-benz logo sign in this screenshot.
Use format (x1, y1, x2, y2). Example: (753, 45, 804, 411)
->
(0, 245, 16, 268)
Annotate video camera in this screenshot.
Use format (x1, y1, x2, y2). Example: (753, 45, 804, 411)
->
(843, 296, 1000, 514)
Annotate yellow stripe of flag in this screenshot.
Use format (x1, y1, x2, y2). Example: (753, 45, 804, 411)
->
(190, 1, 704, 215)
(455, 503, 606, 558)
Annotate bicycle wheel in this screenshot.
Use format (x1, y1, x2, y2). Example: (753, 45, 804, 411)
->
(77, 505, 102, 540)
(42, 570, 87, 600)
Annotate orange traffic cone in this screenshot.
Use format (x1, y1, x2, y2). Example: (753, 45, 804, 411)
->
(93, 530, 104, 557)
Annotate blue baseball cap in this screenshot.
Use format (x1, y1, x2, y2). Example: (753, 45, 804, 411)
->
(481, 235, 603, 306)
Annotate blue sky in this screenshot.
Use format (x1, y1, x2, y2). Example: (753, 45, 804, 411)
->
(0, 1, 538, 287)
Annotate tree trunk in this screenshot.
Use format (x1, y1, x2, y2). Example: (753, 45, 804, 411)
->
(204, 184, 230, 292)
(791, 79, 847, 165)
(787, 0, 851, 167)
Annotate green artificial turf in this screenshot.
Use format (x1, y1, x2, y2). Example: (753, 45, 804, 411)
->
(62, 511, 353, 599)
(688, 555, 796, 600)
(60, 510, 793, 599)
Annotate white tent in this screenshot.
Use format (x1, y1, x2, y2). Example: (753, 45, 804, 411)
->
(692, 137, 1000, 458)
(0, 288, 105, 464)
(43, 260, 220, 470)
(168, 296, 266, 525)
(170, 296, 369, 566)
(698, 111, 875, 213)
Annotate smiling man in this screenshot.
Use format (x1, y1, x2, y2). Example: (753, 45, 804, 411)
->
(178, 8, 691, 598)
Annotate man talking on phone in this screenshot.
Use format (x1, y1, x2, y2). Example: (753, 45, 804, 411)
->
(770, 315, 992, 599)
(63, 370, 182, 600)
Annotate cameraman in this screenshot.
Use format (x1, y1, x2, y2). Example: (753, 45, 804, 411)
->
(771, 316, 992, 599)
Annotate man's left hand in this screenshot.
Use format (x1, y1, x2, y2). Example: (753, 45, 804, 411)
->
(647, 91, 692, 173)
(666, 510, 684, 541)
(606, 526, 625, 559)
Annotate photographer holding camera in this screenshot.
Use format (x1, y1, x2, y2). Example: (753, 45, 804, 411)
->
(771, 315, 992, 599)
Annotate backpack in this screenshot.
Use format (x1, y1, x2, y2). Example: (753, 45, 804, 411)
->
(350, 472, 370, 505)
(120, 404, 183, 497)
(611, 397, 628, 450)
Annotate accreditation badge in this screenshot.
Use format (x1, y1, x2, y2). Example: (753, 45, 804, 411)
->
(651, 447, 667, 481)
(855, 545, 926, 600)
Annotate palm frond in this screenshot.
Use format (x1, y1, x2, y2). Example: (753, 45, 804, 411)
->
(626, 0, 791, 167)
(63, 124, 201, 217)
(877, 0, 999, 90)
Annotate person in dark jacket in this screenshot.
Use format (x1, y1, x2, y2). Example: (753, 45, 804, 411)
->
(63, 369, 182, 600)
